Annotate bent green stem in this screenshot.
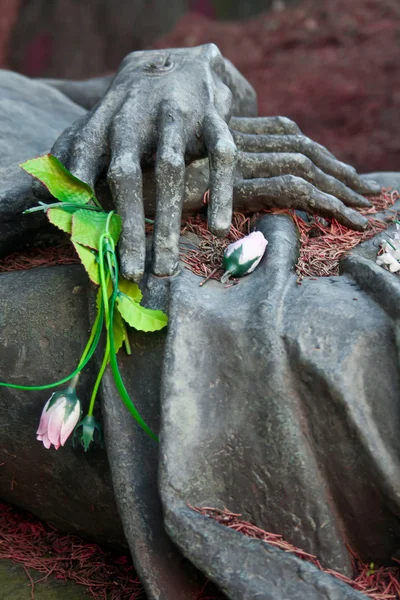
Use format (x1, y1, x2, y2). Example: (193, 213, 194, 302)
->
(0, 303, 104, 391)
(78, 303, 102, 368)
(99, 236, 158, 442)
(91, 195, 103, 210)
(109, 291, 158, 442)
(23, 202, 103, 214)
(87, 339, 110, 416)
(121, 320, 132, 355)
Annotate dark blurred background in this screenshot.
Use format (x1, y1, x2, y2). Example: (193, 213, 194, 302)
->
(1, 0, 399, 173)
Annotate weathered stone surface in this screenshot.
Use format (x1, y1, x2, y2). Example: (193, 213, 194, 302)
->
(1, 172, 400, 599)
(0, 68, 210, 257)
(0, 265, 125, 548)
(1, 61, 400, 598)
(157, 215, 399, 598)
(0, 70, 84, 254)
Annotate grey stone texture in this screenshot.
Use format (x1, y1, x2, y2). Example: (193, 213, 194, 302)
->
(1, 47, 399, 599)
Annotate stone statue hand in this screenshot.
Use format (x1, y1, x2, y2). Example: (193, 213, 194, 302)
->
(231, 116, 381, 230)
(48, 44, 237, 282)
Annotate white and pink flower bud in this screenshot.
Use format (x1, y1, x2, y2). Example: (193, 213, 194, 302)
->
(221, 231, 268, 283)
(377, 231, 400, 274)
(36, 387, 81, 450)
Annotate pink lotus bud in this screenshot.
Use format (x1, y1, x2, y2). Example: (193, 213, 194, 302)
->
(36, 386, 81, 450)
(221, 231, 268, 283)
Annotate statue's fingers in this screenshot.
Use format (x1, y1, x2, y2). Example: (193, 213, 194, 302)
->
(203, 110, 237, 236)
(231, 117, 339, 163)
(152, 112, 186, 276)
(65, 107, 112, 188)
(237, 152, 371, 208)
(50, 116, 88, 167)
(233, 132, 381, 196)
(108, 116, 145, 282)
(230, 116, 302, 136)
(234, 175, 368, 231)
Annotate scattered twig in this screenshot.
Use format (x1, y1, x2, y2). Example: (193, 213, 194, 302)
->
(199, 267, 219, 287)
(0, 191, 395, 283)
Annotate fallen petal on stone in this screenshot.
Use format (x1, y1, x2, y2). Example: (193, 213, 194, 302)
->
(381, 253, 395, 264)
(389, 261, 400, 272)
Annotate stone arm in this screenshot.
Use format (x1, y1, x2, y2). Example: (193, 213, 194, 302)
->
(36, 44, 379, 281)
(37, 74, 115, 111)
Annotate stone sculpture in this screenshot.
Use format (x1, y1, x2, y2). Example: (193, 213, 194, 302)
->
(0, 44, 399, 600)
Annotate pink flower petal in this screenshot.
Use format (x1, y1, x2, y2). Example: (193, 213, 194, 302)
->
(36, 398, 52, 435)
(41, 432, 51, 449)
(60, 401, 81, 446)
(225, 237, 244, 257)
(47, 401, 67, 447)
(36, 434, 43, 441)
(225, 231, 268, 265)
(240, 231, 268, 264)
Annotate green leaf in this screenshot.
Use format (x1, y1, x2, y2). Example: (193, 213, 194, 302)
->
(117, 293, 168, 332)
(20, 155, 94, 205)
(73, 242, 99, 284)
(71, 209, 122, 250)
(112, 308, 126, 354)
(118, 278, 143, 303)
(96, 289, 125, 353)
(47, 207, 73, 234)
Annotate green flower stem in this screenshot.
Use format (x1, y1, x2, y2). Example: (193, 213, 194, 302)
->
(98, 238, 111, 326)
(78, 303, 103, 368)
(103, 239, 131, 356)
(101, 239, 158, 442)
(87, 339, 109, 417)
(121, 320, 132, 355)
(23, 202, 104, 214)
(91, 195, 103, 210)
(67, 373, 81, 392)
(0, 303, 104, 391)
(108, 290, 158, 442)
(385, 239, 397, 251)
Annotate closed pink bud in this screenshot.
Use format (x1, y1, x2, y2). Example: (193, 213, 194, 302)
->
(36, 388, 81, 450)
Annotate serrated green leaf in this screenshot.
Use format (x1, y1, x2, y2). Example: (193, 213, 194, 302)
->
(73, 242, 99, 284)
(118, 278, 143, 303)
(71, 209, 122, 250)
(20, 155, 94, 204)
(96, 288, 125, 353)
(47, 207, 73, 233)
(117, 293, 168, 332)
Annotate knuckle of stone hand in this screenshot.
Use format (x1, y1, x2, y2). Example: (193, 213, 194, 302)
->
(72, 125, 93, 148)
(301, 136, 317, 154)
(284, 175, 309, 199)
(159, 101, 188, 122)
(279, 116, 299, 132)
(204, 43, 222, 61)
(108, 155, 139, 184)
(294, 154, 313, 176)
(212, 140, 237, 166)
(217, 83, 233, 111)
(211, 217, 231, 237)
(157, 149, 185, 174)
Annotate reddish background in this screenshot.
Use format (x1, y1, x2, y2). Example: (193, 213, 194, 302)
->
(1, 0, 400, 173)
